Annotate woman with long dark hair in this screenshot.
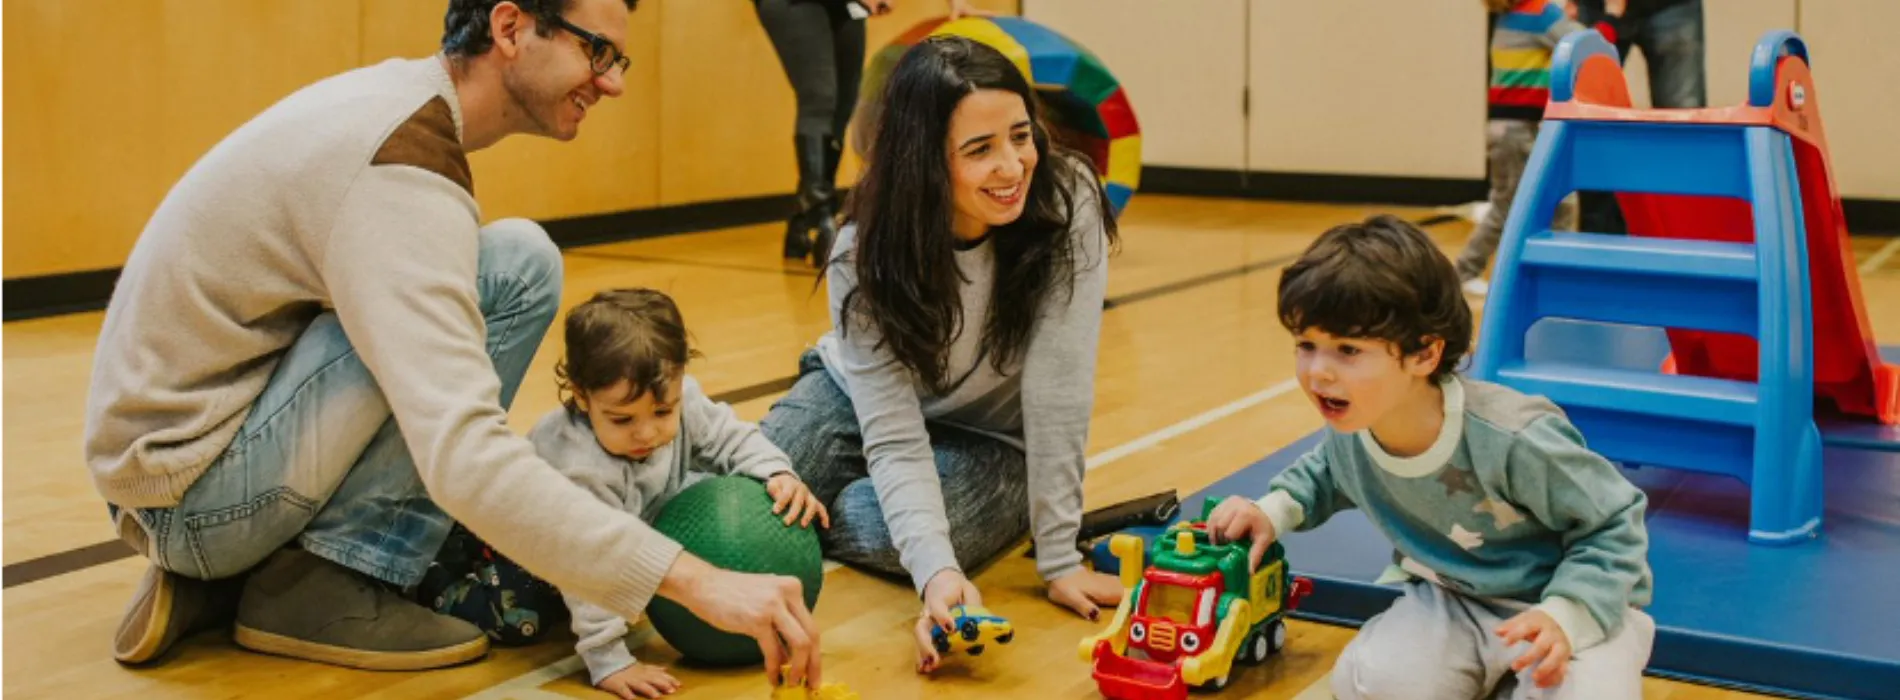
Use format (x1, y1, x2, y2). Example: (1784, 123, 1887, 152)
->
(758, 0, 983, 267)
(760, 35, 1123, 671)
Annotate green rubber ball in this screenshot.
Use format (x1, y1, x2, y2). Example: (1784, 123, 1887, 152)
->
(646, 475, 825, 666)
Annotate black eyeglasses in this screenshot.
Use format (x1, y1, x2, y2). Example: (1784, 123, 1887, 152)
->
(552, 16, 630, 77)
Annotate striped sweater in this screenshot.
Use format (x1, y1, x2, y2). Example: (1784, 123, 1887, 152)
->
(1489, 0, 1616, 121)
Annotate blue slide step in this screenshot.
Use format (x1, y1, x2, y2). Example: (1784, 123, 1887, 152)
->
(1515, 233, 1761, 336)
(1494, 360, 1759, 426)
(1519, 231, 1758, 281)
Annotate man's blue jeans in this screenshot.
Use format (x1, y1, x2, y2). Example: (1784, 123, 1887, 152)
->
(115, 219, 562, 586)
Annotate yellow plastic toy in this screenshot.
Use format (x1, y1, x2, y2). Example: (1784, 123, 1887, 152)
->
(772, 667, 861, 700)
(771, 683, 860, 700)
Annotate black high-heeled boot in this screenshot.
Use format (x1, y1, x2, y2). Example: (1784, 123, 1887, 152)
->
(783, 133, 839, 265)
(808, 135, 844, 267)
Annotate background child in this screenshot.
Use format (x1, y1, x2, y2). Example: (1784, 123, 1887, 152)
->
(436, 288, 829, 700)
(1210, 215, 1653, 699)
(1459, 0, 1621, 297)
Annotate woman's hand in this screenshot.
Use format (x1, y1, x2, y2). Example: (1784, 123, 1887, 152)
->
(912, 569, 983, 674)
(1046, 569, 1124, 621)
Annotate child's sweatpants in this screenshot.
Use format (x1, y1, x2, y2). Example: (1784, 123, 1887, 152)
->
(1331, 580, 1654, 700)
(1456, 119, 1579, 282)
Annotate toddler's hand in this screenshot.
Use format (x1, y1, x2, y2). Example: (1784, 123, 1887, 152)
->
(598, 662, 681, 699)
(1496, 609, 1572, 688)
(767, 473, 830, 529)
(1206, 495, 1278, 572)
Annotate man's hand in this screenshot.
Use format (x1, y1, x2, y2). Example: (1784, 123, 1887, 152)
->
(1205, 495, 1278, 572)
(1046, 569, 1123, 621)
(913, 569, 982, 674)
(1496, 609, 1572, 688)
(766, 473, 830, 529)
(660, 555, 821, 689)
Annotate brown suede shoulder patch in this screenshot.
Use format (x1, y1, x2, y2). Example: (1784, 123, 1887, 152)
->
(371, 96, 472, 195)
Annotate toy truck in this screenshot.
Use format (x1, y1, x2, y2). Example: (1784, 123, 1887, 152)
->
(1078, 506, 1312, 699)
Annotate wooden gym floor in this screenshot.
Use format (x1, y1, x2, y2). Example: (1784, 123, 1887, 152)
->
(6, 196, 1898, 699)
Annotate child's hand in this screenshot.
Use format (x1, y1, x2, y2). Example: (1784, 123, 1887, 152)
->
(767, 473, 830, 529)
(913, 569, 982, 674)
(1046, 569, 1124, 621)
(1496, 609, 1572, 688)
(1206, 495, 1278, 572)
(597, 663, 681, 699)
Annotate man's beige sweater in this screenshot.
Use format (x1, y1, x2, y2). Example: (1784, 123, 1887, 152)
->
(83, 56, 682, 620)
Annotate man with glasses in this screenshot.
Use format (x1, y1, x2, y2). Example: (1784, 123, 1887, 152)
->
(89, 0, 825, 688)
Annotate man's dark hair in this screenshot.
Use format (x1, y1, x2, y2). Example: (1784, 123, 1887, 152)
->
(442, 0, 638, 58)
(1277, 214, 1473, 382)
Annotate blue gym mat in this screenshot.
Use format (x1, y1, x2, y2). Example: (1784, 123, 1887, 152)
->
(1093, 338, 1900, 700)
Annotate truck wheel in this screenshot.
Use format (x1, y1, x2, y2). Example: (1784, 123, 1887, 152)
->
(1202, 673, 1229, 691)
(996, 631, 1015, 644)
(1269, 619, 1287, 653)
(1242, 631, 1269, 665)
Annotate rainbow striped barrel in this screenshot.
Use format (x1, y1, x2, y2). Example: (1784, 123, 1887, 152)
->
(858, 16, 1141, 218)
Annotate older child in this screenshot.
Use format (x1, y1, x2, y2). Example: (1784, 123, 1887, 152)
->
(1210, 215, 1653, 699)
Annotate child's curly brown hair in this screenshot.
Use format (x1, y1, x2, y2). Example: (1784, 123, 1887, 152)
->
(555, 288, 703, 414)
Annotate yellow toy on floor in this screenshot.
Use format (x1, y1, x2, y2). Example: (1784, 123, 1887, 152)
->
(772, 667, 861, 700)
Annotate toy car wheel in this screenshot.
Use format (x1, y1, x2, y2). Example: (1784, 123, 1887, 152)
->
(968, 645, 985, 656)
(933, 635, 950, 654)
(960, 621, 980, 642)
(1269, 619, 1287, 653)
(996, 631, 1014, 645)
(519, 620, 538, 638)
